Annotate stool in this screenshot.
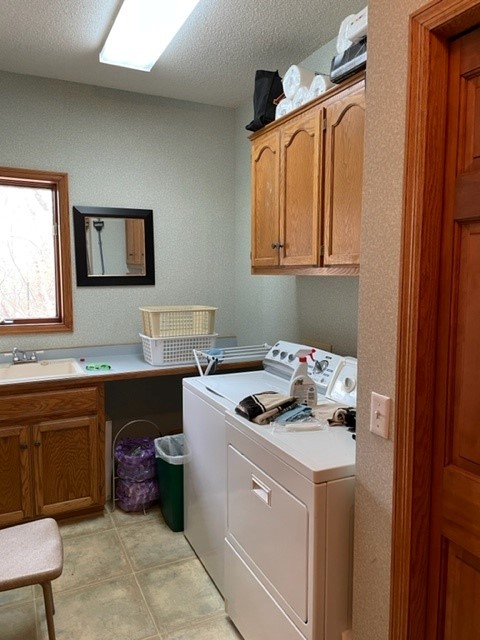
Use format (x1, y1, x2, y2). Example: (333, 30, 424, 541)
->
(0, 518, 64, 640)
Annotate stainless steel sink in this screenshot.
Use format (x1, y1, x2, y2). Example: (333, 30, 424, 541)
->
(0, 358, 86, 383)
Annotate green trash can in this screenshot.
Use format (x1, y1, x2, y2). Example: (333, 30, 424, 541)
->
(154, 434, 187, 532)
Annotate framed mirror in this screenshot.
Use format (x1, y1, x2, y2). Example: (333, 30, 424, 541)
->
(73, 206, 155, 286)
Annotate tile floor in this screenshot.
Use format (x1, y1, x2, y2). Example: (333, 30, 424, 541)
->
(0, 505, 243, 640)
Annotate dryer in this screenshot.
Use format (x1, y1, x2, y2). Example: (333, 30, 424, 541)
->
(182, 341, 355, 600)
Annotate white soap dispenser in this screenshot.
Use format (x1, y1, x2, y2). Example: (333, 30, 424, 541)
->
(289, 349, 317, 407)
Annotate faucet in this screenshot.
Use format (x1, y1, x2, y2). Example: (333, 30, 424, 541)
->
(12, 347, 38, 364)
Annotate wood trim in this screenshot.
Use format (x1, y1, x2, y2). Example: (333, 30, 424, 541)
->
(391, 1, 480, 639)
(251, 266, 359, 276)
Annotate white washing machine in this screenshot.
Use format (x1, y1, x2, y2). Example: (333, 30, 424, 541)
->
(182, 341, 356, 602)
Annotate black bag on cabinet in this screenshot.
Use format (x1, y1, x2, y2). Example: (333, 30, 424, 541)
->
(245, 70, 284, 132)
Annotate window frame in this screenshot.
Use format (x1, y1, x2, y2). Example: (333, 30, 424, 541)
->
(0, 166, 73, 334)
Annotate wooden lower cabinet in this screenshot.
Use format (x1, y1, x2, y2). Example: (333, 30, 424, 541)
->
(0, 384, 105, 526)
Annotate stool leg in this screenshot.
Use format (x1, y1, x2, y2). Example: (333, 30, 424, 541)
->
(41, 582, 56, 640)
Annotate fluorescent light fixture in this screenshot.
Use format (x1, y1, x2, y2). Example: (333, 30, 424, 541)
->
(100, 0, 201, 72)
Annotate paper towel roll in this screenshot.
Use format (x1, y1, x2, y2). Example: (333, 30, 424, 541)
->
(282, 65, 316, 99)
(275, 98, 293, 119)
(309, 74, 334, 99)
(292, 86, 310, 110)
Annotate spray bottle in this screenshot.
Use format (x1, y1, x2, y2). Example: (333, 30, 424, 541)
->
(289, 349, 317, 407)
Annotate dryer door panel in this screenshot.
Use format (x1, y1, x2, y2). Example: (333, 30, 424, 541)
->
(227, 444, 309, 621)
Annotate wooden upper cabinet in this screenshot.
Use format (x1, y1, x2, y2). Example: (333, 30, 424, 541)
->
(323, 83, 365, 266)
(251, 130, 280, 267)
(249, 73, 365, 275)
(280, 108, 322, 266)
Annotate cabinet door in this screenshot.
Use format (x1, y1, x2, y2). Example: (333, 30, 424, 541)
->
(0, 425, 33, 525)
(251, 130, 280, 267)
(323, 83, 365, 266)
(280, 108, 322, 266)
(33, 415, 100, 517)
(125, 218, 145, 269)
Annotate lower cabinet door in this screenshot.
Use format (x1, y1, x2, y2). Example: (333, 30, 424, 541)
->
(225, 540, 306, 640)
(33, 415, 100, 516)
(0, 425, 33, 525)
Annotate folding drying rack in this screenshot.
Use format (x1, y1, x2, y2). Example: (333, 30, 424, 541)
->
(193, 343, 271, 376)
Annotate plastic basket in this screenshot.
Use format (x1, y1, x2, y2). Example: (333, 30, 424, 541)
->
(140, 333, 217, 365)
(140, 305, 217, 338)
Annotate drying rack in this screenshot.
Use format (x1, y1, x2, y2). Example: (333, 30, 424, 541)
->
(193, 343, 271, 376)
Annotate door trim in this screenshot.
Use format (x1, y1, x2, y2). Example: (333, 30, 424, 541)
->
(391, 1, 480, 638)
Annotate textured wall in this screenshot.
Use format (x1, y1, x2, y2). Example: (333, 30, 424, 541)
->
(353, 1, 424, 638)
(0, 71, 236, 351)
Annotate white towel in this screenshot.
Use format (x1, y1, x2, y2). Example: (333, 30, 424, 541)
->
(275, 98, 293, 119)
(282, 65, 316, 99)
(292, 86, 310, 110)
(308, 74, 334, 100)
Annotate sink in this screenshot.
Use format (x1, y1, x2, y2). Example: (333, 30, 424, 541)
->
(0, 358, 86, 383)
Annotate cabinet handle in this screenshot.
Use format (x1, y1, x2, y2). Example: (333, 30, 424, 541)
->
(34, 441, 41, 447)
(19, 443, 28, 450)
(271, 242, 284, 250)
(251, 475, 271, 506)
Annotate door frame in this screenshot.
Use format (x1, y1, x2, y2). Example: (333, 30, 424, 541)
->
(391, 1, 480, 638)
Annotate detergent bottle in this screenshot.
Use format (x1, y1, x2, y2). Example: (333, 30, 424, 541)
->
(289, 349, 317, 407)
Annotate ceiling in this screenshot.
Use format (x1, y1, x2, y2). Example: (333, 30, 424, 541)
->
(0, 0, 364, 108)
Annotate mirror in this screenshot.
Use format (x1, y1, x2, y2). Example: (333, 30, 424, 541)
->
(73, 206, 155, 286)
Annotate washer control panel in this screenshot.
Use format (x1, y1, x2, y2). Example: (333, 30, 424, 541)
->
(263, 341, 345, 396)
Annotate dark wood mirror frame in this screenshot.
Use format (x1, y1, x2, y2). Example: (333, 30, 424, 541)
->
(73, 205, 155, 286)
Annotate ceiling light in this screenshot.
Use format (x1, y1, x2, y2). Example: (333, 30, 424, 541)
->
(99, 0, 201, 72)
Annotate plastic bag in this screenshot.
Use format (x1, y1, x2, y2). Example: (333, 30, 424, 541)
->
(115, 437, 156, 482)
(115, 478, 159, 512)
(154, 434, 189, 465)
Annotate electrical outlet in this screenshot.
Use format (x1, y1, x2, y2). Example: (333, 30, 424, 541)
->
(369, 392, 390, 439)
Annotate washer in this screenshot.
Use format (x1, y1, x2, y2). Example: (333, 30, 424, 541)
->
(182, 341, 355, 598)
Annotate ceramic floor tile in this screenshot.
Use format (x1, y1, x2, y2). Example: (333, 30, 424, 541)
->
(136, 558, 224, 632)
(52, 529, 131, 593)
(0, 601, 37, 640)
(0, 585, 34, 606)
(109, 503, 164, 528)
(163, 615, 243, 639)
(59, 510, 114, 539)
(117, 519, 194, 571)
(36, 575, 157, 640)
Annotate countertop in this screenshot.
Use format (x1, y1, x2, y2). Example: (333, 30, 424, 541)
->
(0, 341, 263, 391)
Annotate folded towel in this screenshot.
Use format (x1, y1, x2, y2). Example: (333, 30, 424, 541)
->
(275, 404, 313, 424)
(235, 392, 296, 425)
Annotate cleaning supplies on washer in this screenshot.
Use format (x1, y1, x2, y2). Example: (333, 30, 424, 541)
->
(289, 349, 317, 407)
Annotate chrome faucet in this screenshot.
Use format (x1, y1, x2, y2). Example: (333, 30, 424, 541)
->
(12, 347, 38, 364)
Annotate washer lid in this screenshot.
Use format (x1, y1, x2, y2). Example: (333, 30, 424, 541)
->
(326, 356, 358, 407)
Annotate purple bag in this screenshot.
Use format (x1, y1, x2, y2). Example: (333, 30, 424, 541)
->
(115, 478, 159, 512)
(115, 437, 156, 482)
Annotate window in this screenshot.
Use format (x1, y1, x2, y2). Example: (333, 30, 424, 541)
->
(0, 167, 73, 334)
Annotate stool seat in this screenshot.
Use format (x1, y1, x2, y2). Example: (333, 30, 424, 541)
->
(0, 518, 63, 640)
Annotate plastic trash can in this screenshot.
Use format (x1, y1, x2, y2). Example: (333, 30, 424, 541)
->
(154, 434, 187, 532)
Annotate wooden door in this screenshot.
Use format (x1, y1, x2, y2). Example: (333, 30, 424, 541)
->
(428, 28, 480, 638)
(251, 130, 280, 267)
(33, 415, 100, 517)
(279, 108, 322, 267)
(0, 425, 33, 525)
(323, 83, 365, 266)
